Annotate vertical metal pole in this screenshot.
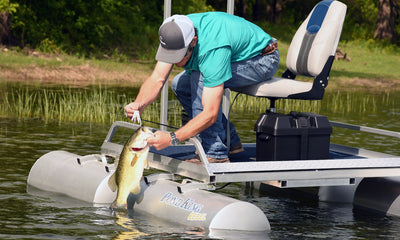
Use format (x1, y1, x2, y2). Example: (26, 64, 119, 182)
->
(223, 0, 234, 118)
(227, 0, 234, 14)
(223, 0, 234, 116)
(224, 0, 234, 149)
(160, 0, 171, 131)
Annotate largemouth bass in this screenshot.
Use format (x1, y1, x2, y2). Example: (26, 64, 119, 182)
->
(109, 126, 153, 209)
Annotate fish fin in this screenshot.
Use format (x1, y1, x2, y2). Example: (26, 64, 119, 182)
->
(114, 156, 120, 166)
(145, 159, 149, 169)
(131, 184, 141, 195)
(130, 154, 138, 167)
(108, 172, 117, 192)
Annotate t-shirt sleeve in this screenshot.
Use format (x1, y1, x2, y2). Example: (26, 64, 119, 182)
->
(199, 46, 232, 87)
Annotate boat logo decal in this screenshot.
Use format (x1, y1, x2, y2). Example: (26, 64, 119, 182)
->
(160, 192, 207, 221)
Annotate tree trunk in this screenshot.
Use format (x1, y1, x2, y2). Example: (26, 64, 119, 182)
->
(266, 0, 280, 23)
(0, 11, 19, 46)
(0, 11, 10, 44)
(374, 0, 398, 44)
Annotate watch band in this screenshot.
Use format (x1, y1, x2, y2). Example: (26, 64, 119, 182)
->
(170, 132, 179, 146)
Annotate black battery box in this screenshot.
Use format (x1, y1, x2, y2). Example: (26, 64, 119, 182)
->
(254, 111, 332, 161)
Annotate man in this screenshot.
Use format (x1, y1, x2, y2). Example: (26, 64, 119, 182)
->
(124, 12, 279, 164)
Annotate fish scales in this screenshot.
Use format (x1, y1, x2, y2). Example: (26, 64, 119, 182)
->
(109, 126, 153, 209)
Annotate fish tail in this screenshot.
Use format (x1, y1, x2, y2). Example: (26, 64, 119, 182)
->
(110, 200, 127, 210)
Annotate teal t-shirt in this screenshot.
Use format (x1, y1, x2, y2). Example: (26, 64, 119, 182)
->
(185, 12, 272, 87)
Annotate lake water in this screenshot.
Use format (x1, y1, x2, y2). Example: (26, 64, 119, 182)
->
(1, 84, 399, 239)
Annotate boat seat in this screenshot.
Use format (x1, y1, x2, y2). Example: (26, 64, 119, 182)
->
(233, 0, 347, 112)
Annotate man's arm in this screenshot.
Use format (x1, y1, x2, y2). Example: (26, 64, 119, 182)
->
(124, 61, 173, 117)
(148, 83, 224, 150)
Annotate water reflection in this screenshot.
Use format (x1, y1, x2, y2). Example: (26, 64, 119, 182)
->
(113, 212, 150, 239)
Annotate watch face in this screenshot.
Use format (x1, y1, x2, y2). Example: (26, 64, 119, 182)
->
(170, 132, 179, 145)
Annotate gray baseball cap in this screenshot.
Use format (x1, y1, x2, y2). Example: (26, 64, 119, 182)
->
(156, 15, 195, 64)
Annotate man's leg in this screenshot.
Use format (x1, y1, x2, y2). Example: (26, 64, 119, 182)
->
(224, 50, 280, 153)
(172, 71, 232, 159)
(171, 49, 280, 159)
(227, 50, 279, 88)
(189, 71, 230, 159)
(171, 71, 192, 118)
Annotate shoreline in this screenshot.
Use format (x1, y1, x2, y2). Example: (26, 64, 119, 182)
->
(3, 66, 400, 92)
(1, 62, 149, 87)
(1, 49, 400, 91)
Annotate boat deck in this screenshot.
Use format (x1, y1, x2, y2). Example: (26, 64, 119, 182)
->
(150, 142, 365, 163)
(101, 121, 400, 188)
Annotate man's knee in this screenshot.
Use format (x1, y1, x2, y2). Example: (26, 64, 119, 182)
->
(171, 71, 186, 94)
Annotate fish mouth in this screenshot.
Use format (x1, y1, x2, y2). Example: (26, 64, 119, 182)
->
(131, 147, 145, 152)
(130, 142, 148, 152)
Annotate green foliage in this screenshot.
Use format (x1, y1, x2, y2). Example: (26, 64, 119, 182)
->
(37, 38, 63, 54)
(11, 0, 157, 57)
(340, 0, 378, 40)
(10, 0, 213, 58)
(171, 0, 214, 15)
(0, 0, 18, 14)
(6, 0, 400, 59)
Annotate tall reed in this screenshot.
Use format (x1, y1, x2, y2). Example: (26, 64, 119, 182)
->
(229, 91, 393, 116)
(0, 86, 394, 125)
(0, 86, 183, 128)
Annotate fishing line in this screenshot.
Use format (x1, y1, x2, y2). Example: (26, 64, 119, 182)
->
(215, 182, 232, 191)
(107, 112, 179, 130)
(141, 118, 179, 130)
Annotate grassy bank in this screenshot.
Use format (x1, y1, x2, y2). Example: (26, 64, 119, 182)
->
(0, 47, 158, 87)
(1, 40, 400, 91)
(328, 40, 400, 91)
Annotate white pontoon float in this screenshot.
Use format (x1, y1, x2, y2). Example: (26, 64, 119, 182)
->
(27, 0, 400, 233)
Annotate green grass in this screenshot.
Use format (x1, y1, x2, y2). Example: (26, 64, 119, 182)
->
(1, 85, 396, 124)
(230, 90, 396, 116)
(332, 40, 400, 81)
(0, 85, 184, 126)
(0, 87, 124, 123)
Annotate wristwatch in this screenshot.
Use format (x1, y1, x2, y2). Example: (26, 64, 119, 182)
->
(170, 132, 179, 146)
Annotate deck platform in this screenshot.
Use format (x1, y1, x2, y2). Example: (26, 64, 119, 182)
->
(101, 121, 400, 188)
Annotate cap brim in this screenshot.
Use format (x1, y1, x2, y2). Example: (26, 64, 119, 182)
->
(155, 44, 189, 64)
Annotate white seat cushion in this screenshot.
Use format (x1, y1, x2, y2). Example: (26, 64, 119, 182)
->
(233, 77, 312, 98)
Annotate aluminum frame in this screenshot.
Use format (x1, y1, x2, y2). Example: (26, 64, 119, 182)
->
(101, 121, 400, 188)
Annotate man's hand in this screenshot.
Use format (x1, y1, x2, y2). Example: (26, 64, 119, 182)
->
(147, 131, 171, 150)
(124, 102, 143, 124)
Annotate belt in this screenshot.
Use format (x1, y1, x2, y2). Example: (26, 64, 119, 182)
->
(261, 41, 278, 55)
